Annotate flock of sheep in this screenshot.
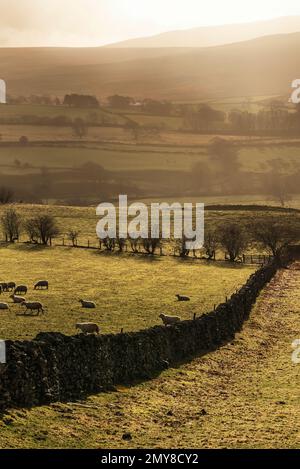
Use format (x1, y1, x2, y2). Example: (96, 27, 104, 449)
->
(0, 279, 191, 335)
(76, 293, 191, 335)
(0, 280, 48, 314)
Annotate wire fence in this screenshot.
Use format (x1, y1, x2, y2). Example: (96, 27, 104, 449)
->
(2, 235, 274, 266)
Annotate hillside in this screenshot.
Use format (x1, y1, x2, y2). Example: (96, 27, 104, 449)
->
(1, 32, 300, 100)
(107, 15, 300, 48)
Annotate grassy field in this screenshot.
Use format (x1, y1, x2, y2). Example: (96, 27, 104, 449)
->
(0, 244, 255, 341)
(0, 203, 297, 248)
(0, 141, 299, 175)
(0, 104, 127, 126)
(0, 262, 298, 449)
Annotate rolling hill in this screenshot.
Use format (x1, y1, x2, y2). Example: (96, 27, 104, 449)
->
(1, 31, 300, 100)
(107, 16, 300, 48)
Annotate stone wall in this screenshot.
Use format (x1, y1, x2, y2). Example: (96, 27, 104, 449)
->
(0, 261, 279, 410)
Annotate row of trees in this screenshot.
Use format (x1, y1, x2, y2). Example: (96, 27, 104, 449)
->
(1, 209, 59, 245)
(184, 103, 300, 134)
(1, 208, 298, 262)
(201, 219, 299, 262)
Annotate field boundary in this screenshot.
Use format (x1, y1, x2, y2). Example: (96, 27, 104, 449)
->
(0, 257, 287, 411)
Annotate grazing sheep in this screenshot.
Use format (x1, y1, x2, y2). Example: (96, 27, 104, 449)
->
(176, 294, 190, 302)
(159, 313, 181, 326)
(14, 285, 27, 295)
(34, 280, 49, 290)
(7, 282, 16, 291)
(79, 299, 96, 309)
(21, 301, 44, 315)
(10, 294, 26, 304)
(76, 322, 100, 335)
(0, 303, 9, 310)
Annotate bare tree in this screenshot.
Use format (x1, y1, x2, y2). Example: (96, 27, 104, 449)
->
(72, 118, 88, 139)
(129, 238, 140, 253)
(24, 218, 39, 243)
(0, 186, 14, 204)
(67, 230, 80, 247)
(103, 237, 116, 251)
(116, 237, 126, 252)
(176, 235, 190, 258)
(267, 173, 292, 207)
(203, 230, 218, 260)
(218, 223, 248, 262)
(1, 208, 21, 242)
(252, 218, 299, 260)
(143, 237, 160, 255)
(25, 214, 59, 245)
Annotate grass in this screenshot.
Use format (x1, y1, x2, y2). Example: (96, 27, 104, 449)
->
(0, 104, 126, 126)
(0, 141, 299, 176)
(0, 262, 299, 448)
(0, 203, 297, 248)
(0, 244, 255, 341)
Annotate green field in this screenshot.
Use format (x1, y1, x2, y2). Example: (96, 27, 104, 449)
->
(0, 104, 127, 126)
(0, 263, 298, 449)
(0, 244, 254, 341)
(0, 142, 299, 175)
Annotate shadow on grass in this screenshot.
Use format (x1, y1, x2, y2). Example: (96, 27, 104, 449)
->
(90, 249, 164, 263)
(1, 243, 51, 253)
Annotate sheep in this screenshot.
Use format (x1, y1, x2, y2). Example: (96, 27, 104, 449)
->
(76, 322, 100, 335)
(10, 294, 26, 304)
(34, 280, 49, 290)
(0, 303, 9, 310)
(176, 294, 190, 302)
(79, 299, 96, 309)
(14, 285, 28, 295)
(159, 313, 181, 326)
(7, 282, 16, 292)
(21, 301, 44, 315)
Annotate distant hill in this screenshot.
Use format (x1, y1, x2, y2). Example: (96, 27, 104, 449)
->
(107, 16, 300, 48)
(1, 32, 300, 100)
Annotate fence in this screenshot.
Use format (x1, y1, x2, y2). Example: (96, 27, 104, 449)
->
(12, 236, 271, 265)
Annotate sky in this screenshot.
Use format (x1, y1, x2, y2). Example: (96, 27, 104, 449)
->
(1, 0, 300, 47)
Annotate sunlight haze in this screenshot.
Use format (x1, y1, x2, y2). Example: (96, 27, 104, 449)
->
(1, 0, 300, 46)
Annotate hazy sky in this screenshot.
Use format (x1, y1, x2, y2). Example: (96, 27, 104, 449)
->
(1, 0, 300, 46)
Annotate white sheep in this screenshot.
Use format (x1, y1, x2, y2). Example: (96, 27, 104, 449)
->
(21, 301, 44, 315)
(176, 294, 190, 302)
(0, 303, 9, 310)
(76, 322, 100, 335)
(14, 285, 28, 295)
(10, 294, 26, 304)
(159, 313, 181, 326)
(79, 299, 96, 309)
(34, 280, 49, 290)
